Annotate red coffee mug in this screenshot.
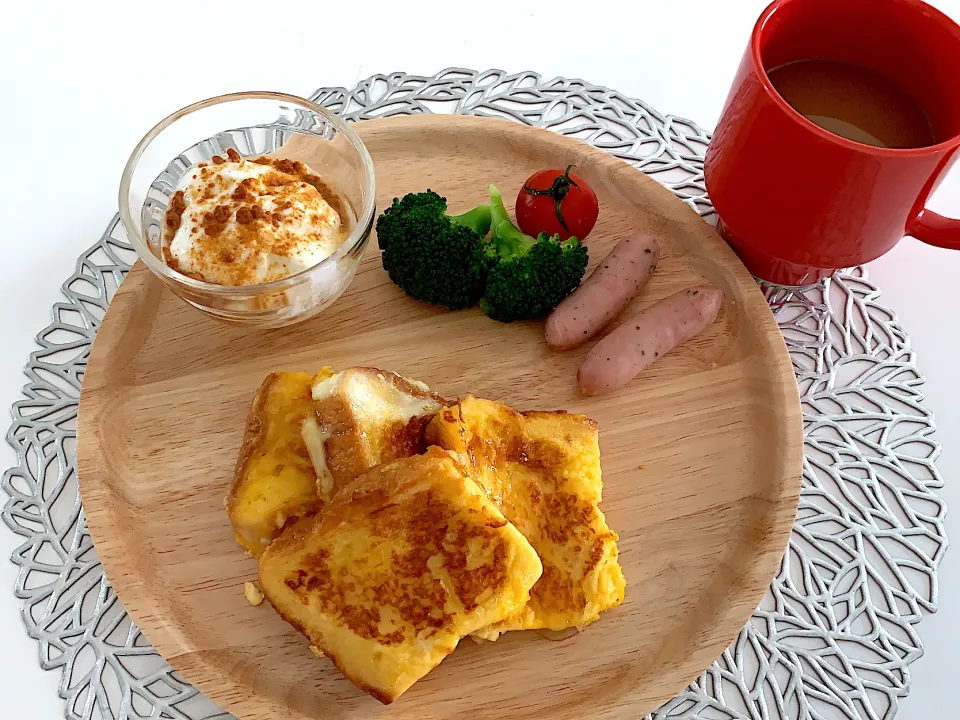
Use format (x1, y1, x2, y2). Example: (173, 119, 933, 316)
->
(705, 0, 960, 287)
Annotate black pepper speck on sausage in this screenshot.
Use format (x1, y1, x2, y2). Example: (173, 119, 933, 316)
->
(577, 285, 724, 396)
(545, 233, 661, 350)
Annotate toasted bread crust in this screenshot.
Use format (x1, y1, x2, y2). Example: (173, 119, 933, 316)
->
(227, 372, 278, 516)
(227, 372, 323, 556)
(428, 397, 624, 637)
(259, 447, 541, 704)
(264, 579, 406, 705)
(522, 409, 599, 430)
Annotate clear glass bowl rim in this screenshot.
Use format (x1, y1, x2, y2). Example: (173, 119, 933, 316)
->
(118, 90, 377, 295)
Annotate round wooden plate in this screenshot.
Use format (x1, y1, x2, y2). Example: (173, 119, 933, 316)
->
(77, 114, 802, 720)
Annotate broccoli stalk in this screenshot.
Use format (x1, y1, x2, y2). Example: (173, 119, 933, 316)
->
(449, 205, 492, 237)
(487, 185, 537, 257)
(447, 205, 491, 238)
(376, 191, 495, 310)
(480, 185, 588, 322)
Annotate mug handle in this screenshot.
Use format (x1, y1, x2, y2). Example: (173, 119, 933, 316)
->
(908, 209, 960, 250)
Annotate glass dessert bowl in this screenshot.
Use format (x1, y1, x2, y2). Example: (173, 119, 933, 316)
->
(119, 92, 376, 328)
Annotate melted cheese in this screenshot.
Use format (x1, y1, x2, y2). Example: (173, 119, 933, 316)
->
(313, 369, 439, 425)
(309, 368, 445, 501)
(300, 416, 334, 499)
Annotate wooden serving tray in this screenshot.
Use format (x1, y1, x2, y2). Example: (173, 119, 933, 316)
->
(77, 114, 802, 720)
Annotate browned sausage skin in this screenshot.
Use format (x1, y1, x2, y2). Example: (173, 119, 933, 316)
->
(577, 285, 724, 396)
(545, 233, 660, 350)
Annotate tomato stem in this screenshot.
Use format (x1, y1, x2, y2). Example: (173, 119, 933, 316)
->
(522, 165, 579, 233)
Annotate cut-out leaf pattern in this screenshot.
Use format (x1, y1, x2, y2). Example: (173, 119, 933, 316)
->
(1, 69, 945, 720)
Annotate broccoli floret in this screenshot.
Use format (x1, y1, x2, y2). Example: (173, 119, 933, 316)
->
(376, 191, 495, 310)
(480, 185, 588, 322)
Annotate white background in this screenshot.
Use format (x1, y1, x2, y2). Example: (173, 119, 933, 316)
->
(1, 0, 958, 717)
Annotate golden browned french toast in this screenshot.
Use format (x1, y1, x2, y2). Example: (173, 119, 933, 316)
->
(305, 367, 447, 502)
(258, 447, 543, 704)
(427, 396, 625, 640)
(227, 370, 330, 557)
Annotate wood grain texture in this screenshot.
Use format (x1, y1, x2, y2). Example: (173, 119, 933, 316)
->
(77, 115, 803, 720)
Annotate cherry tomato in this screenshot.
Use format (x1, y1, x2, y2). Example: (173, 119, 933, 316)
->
(516, 166, 599, 241)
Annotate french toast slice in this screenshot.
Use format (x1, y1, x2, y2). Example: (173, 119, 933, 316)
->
(427, 396, 626, 640)
(227, 370, 331, 557)
(258, 447, 542, 704)
(304, 367, 447, 502)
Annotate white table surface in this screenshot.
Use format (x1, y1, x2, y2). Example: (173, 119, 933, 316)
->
(1, 1, 957, 717)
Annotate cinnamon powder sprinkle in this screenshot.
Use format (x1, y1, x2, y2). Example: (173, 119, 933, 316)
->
(161, 155, 350, 285)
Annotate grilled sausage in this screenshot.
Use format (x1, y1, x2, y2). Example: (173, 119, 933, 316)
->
(545, 234, 661, 350)
(577, 285, 723, 396)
